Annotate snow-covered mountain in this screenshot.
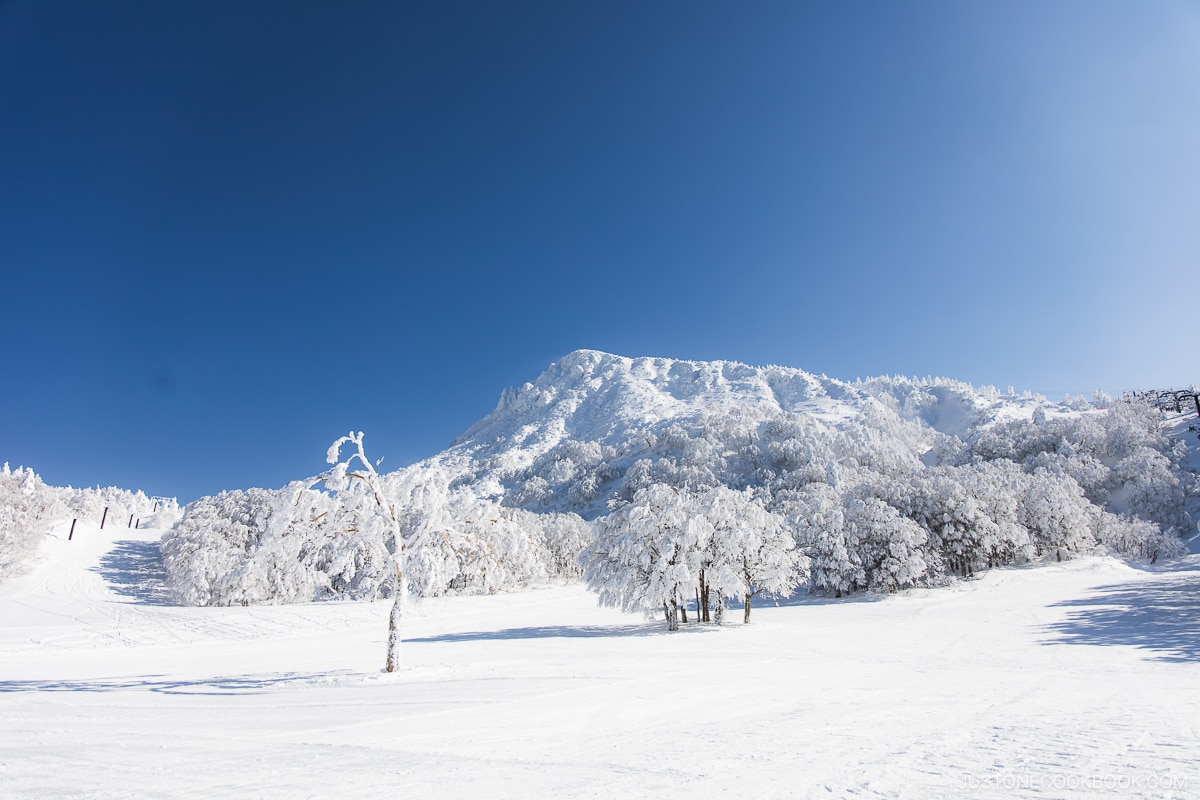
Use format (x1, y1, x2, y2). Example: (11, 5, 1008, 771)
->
(405, 348, 1054, 517)
(160, 349, 1196, 607)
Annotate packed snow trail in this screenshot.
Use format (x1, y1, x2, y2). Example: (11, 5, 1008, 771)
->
(1, 521, 1198, 798)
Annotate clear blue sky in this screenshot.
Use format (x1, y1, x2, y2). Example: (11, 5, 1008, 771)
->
(3, 1, 1198, 502)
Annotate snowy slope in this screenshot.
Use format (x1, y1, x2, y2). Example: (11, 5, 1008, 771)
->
(2, 507, 1198, 798)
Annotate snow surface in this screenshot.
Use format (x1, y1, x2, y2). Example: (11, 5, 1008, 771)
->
(3, 517, 1198, 798)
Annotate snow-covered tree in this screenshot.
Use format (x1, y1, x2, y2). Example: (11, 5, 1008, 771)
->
(843, 492, 928, 591)
(1020, 467, 1096, 559)
(581, 483, 706, 630)
(1092, 510, 1186, 563)
(791, 483, 863, 597)
(0, 465, 64, 581)
(702, 486, 804, 622)
(325, 432, 408, 672)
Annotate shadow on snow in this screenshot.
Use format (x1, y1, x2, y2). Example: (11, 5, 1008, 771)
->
(1041, 571, 1200, 663)
(0, 670, 360, 696)
(93, 538, 176, 606)
(408, 622, 704, 643)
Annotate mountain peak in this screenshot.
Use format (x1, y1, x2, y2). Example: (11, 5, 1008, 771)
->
(433, 350, 1030, 517)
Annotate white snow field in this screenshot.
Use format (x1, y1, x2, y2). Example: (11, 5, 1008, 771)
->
(2, 519, 1198, 799)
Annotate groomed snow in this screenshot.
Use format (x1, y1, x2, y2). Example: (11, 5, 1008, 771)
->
(2, 520, 1197, 798)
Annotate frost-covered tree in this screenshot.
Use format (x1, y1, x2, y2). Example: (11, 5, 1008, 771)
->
(520, 510, 591, 577)
(325, 434, 563, 669)
(843, 492, 928, 591)
(0, 465, 64, 581)
(581, 483, 706, 630)
(790, 483, 863, 597)
(165, 486, 314, 606)
(701, 486, 804, 623)
(325, 432, 408, 672)
(898, 461, 1032, 577)
(1092, 510, 1186, 563)
(162, 483, 392, 606)
(1020, 467, 1097, 559)
(965, 396, 1196, 533)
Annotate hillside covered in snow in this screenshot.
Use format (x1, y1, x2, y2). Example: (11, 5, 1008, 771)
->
(159, 350, 1199, 610)
(0, 464, 179, 583)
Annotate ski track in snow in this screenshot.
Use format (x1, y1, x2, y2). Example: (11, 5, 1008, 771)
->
(1, 521, 1198, 798)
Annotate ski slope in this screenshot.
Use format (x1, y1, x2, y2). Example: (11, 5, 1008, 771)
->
(1, 519, 1198, 798)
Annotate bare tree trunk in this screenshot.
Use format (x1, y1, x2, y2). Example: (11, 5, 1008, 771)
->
(701, 572, 710, 623)
(327, 432, 411, 674)
(385, 559, 405, 672)
(713, 593, 724, 625)
(743, 593, 753, 624)
(667, 597, 680, 632)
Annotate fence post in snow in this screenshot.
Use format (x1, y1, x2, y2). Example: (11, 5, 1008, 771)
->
(128, 514, 134, 528)
(69, 519, 77, 541)
(100, 507, 108, 530)
(135, 518, 140, 529)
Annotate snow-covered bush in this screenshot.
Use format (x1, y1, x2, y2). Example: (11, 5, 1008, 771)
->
(0, 465, 65, 581)
(162, 471, 591, 607)
(59, 485, 168, 532)
(1092, 511, 1186, 563)
(161, 485, 340, 606)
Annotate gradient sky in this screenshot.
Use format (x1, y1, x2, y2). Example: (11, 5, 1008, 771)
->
(3, 1, 1199, 502)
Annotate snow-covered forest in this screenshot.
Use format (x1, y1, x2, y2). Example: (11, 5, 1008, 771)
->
(151, 351, 1198, 620)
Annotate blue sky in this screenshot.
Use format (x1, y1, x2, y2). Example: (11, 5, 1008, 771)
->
(3, 1, 1198, 502)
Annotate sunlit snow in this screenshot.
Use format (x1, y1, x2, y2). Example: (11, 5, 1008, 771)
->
(1, 518, 1197, 797)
